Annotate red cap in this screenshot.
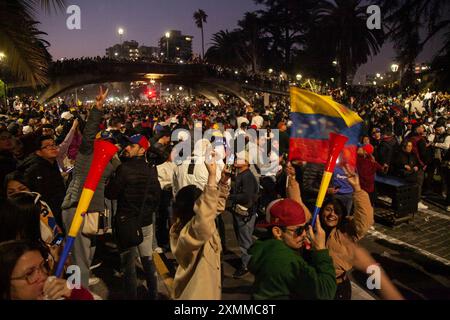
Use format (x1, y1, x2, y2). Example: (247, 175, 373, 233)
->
(129, 134, 150, 151)
(265, 199, 306, 227)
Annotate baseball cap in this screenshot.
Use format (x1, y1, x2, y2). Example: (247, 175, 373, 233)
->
(61, 111, 74, 120)
(129, 134, 150, 151)
(264, 199, 306, 227)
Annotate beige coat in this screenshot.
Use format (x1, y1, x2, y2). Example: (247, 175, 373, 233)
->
(287, 176, 374, 278)
(170, 183, 230, 300)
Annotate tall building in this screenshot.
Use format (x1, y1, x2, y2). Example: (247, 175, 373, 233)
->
(106, 40, 139, 60)
(139, 46, 160, 60)
(159, 30, 193, 62)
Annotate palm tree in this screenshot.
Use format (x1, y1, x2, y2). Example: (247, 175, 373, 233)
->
(237, 12, 268, 73)
(254, 0, 316, 71)
(315, 0, 384, 87)
(377, 0, 450, 86)
(0, 0, 64, 87)
(193, 9, 208, 60)
(205, 30, 246, 69)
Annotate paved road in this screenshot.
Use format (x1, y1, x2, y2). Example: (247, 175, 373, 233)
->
(89, 200, 450, 300)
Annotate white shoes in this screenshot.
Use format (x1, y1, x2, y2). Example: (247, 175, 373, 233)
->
(418, 202, 429, 210)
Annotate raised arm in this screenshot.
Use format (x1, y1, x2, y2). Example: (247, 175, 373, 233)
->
(343, 166, 374, 240)
(286, 162, 312, 221)
(57, 119, 78, 170)
(78, 87, 108, 155)
(217, 168, 231, 213)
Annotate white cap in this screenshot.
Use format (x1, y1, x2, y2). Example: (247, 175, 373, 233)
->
(61, 111, 73, 120)
(23, 125, 33, 135)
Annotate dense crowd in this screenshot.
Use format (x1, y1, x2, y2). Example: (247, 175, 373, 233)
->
(0, 85, 448, 300)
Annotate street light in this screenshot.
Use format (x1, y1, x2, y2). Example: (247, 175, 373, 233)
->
(391, 64, 399, 72)
(296, 74, 302, 81)
(165, 32, 171, 59)
(0, 52, 5, 62)
(118, 27, 124, 43)
(332, 60, 337, 66)
(268, 68, 273, 74)
(376, 73, 381, 78)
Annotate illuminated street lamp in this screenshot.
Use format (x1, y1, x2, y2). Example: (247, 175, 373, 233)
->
(376, 73, 381, 78)
(0, 52, 5, 62)
(118, 27, 124, 43)
(391, 64, 399, 72)
(332, 60, 337, 66)
(296, 74, 302, 81)
(268, 68, 273, 74)
(165, 32, 171, 58)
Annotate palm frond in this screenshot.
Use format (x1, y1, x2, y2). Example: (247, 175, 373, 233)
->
(0, 0, 51, 86)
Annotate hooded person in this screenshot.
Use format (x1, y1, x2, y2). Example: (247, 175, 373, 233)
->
(173, 138, 224, 196)
(170, 151, 231, 300)
(248, 172, 337, 299)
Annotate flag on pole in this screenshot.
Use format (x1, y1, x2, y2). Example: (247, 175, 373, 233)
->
(289, 87, 362, 167)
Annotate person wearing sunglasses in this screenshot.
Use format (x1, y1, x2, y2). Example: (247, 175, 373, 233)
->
(248, 176, 337, 300)
(0, 240, 93, 300)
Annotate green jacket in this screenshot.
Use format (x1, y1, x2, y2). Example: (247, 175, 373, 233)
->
(248, 239, 337, 300)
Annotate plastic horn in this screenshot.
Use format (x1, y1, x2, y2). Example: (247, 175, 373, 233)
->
(55, 139, 119, 277)
(310, 133, 348, 228)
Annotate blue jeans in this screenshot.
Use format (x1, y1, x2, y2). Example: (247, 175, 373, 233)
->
(120, 224, 157, 300)
(232, 213, 256, 269)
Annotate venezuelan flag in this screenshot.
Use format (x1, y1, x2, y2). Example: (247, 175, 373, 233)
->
(289, 87, 362, 167)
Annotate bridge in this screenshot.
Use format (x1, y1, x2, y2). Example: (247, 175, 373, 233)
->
(9, 59, 289, 106)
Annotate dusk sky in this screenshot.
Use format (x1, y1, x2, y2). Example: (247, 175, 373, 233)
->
(36, 0, 443, 83)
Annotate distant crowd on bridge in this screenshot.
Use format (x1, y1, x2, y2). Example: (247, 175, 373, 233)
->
(49, 57, 291, 92)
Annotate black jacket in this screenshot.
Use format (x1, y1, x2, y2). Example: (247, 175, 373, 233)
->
(105, 156, 161, 227)
(229, 168, 259, 210)
(301, 163, 325, 205)
(19, 154, 66, 223)
(376, 135, 399, 166)
(392, 150, 420, 182)
(0, 150, 17, 189)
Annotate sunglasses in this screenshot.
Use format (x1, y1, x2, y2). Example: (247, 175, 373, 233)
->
(282, 223, 310, 237)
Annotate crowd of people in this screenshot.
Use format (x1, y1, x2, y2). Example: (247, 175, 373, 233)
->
(47, 57, 290, 92)
(0, 83, 448, 301)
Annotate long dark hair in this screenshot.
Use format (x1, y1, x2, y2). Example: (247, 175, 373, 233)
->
(3, 171, 29, 198)
(0, 240, 48, 300)
(320, 196, 347, 230)
(0, 193, 41, 243)
(172, 185, 202, 234)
